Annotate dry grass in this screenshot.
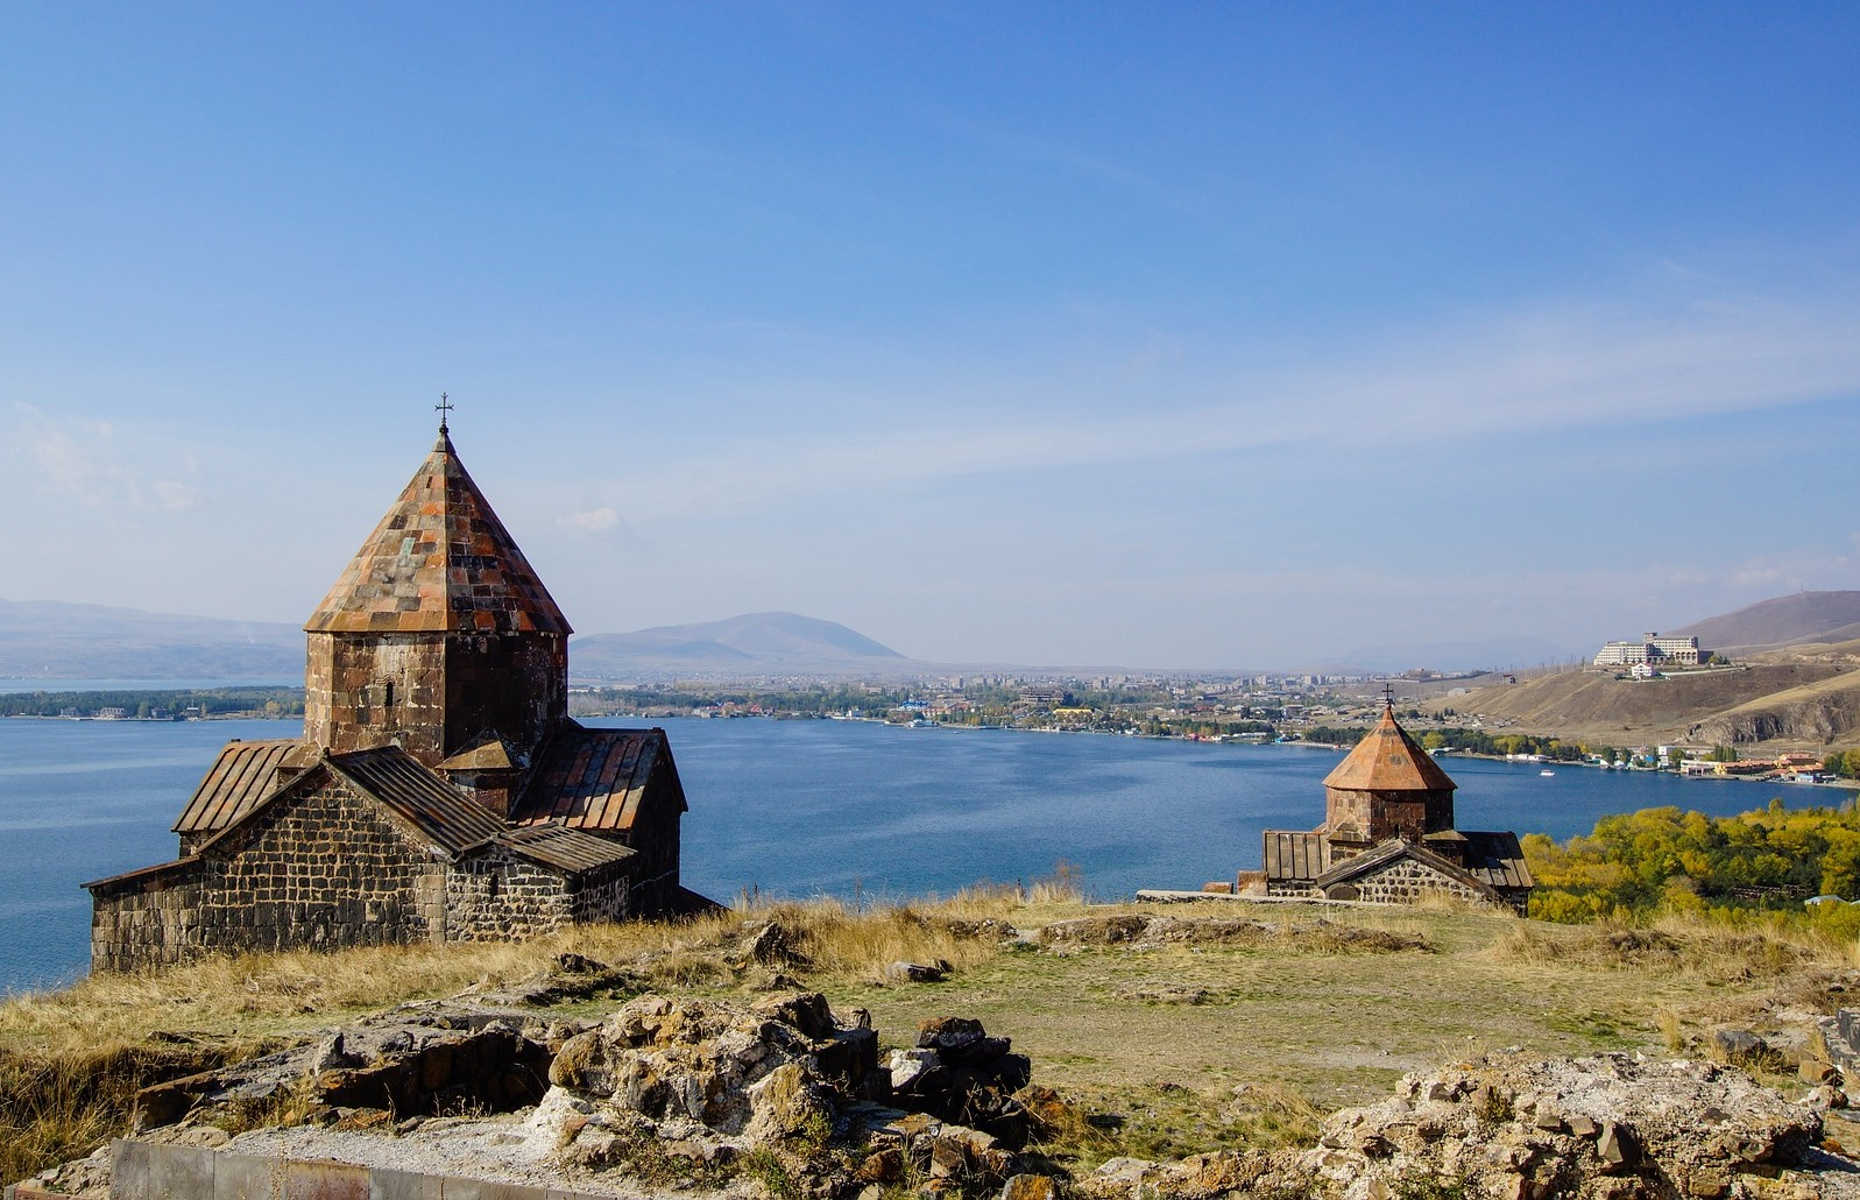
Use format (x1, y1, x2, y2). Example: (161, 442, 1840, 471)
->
(1487, 911, 1839, 981)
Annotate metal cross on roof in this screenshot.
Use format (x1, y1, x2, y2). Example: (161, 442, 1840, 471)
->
(436, 392, 454, 432)
(1382, 683, 1396, 709)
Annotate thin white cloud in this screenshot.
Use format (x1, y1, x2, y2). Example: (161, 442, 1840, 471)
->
(562, 265, 1860, 523)
(565, 506, 621, 533)
(151, 480, 200, 512)
(4, 405, 206, 513)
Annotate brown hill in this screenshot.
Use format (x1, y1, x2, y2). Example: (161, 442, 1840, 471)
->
(1674, 590, 1860, 654)
(1432, 662, 1860, 750)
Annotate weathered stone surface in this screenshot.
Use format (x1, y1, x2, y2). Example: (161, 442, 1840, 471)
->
(1000, 1174, 1059, 1200)
(886, 960, 950, 983)
(1295, 1051, 1822, 1200)
(533, 991, 883, 1153)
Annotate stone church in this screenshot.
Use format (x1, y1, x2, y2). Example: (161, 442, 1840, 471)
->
(87, 422, 704, 972)
(1259, 701, 1532, 911)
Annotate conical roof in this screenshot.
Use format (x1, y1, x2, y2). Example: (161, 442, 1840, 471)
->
(1322, 705, 1457, 792)
(304, 430, 571, 636)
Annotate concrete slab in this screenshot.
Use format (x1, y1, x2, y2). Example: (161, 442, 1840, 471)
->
(282, 1159, 369, 1200)
(211, 1152, 284, 1200)
(111, 1139, 151, 1200)
(148, 1145, 213, 1200)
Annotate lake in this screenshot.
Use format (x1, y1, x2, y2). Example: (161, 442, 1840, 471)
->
(0, 716, 1835, 993)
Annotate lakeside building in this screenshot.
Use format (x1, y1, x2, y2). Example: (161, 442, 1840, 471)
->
(1254, 701, 1532, 911)
(1593, 633, 1706, 668)
(86, 421, 708, 973)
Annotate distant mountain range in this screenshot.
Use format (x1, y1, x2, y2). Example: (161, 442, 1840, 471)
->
(0, 600, 913, 684)
(11, 590, 1860, 689)
(571, 612, 909, 680)
(0, 599, 302, 682)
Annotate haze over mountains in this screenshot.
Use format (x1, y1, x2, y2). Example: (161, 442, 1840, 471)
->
(0, 601, 917, 683)
(571, 612, 908, 680)
(8, 592, 1860, 684)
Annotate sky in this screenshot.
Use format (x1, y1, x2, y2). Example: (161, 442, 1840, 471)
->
(4, 3, 1859, 670)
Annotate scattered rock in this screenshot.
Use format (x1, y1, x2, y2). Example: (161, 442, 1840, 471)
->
(1036, 913, 1431, 954)
(742, 920, 811, 967)
(1117, 982, 1211, 1005)
(1712, 1028, 1769, 1063)
(1000, 1173, 1059, 1200)
(886, 960, 951, 983)
(897, 1017, 1035, 1148)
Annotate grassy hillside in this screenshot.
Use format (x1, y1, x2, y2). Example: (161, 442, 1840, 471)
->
(1433, 662, 1860, 748)
(6, 888, 1858, 1186)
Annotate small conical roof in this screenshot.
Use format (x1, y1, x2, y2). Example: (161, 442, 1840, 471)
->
(304, 430, 571, 636)
(1322, 704, 1457, 792)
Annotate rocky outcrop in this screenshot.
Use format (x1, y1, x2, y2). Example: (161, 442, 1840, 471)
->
(133, 1002, 575, 1129)
(1081, 1049, 1843, 1200)
(539, 990, 883, 1147)
(529, 993, 1046, 1193)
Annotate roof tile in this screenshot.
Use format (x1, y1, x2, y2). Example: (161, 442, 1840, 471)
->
(303, 431, 571, 636)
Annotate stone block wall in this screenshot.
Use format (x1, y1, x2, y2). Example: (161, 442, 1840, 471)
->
(443, 846, 576, 941)
(1345, 856, 1489, 905)
(92, 778, 441, 971)
(569, 866, 631, 926)
(443, 633, 565, 763)
(303, 631, 565, 768)
(304, 632, 448, 763)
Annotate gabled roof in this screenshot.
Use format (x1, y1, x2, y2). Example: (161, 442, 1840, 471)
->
(173, 739, 318, 835)
(508, 724, 685, 832)
(303, 430, 571, 636)
(1323, 705, 1458, 793)
(1312, 837, 1502, 903)
(496, 824, 637, 872)
(323, 745, 506, 855)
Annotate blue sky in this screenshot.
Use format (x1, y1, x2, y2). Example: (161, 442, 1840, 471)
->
(4, 4, 1859, 669)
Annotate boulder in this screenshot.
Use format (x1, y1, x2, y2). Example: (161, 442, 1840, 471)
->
(886, 960, 950, 983)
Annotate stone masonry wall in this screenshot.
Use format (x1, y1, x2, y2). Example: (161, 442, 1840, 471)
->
(303, 631, 566, 767)
(570, 864, 631, 926)
(304, 632, 448, 764)
(442, 846, 575, 941)
(1265, 855, 1499, 909)
(1345, 856, 1489, 906)
(92, 776, 442, 972)
(442, 633, 565, 764)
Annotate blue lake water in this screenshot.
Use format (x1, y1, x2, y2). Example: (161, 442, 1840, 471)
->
(0, 716, 1841, 994)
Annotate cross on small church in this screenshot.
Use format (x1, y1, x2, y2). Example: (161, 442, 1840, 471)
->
(436, 392, 454, 433)
(1382, 683, 1396, 710)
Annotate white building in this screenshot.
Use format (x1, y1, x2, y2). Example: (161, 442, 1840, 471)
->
(1593, 633, 1705, 668)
